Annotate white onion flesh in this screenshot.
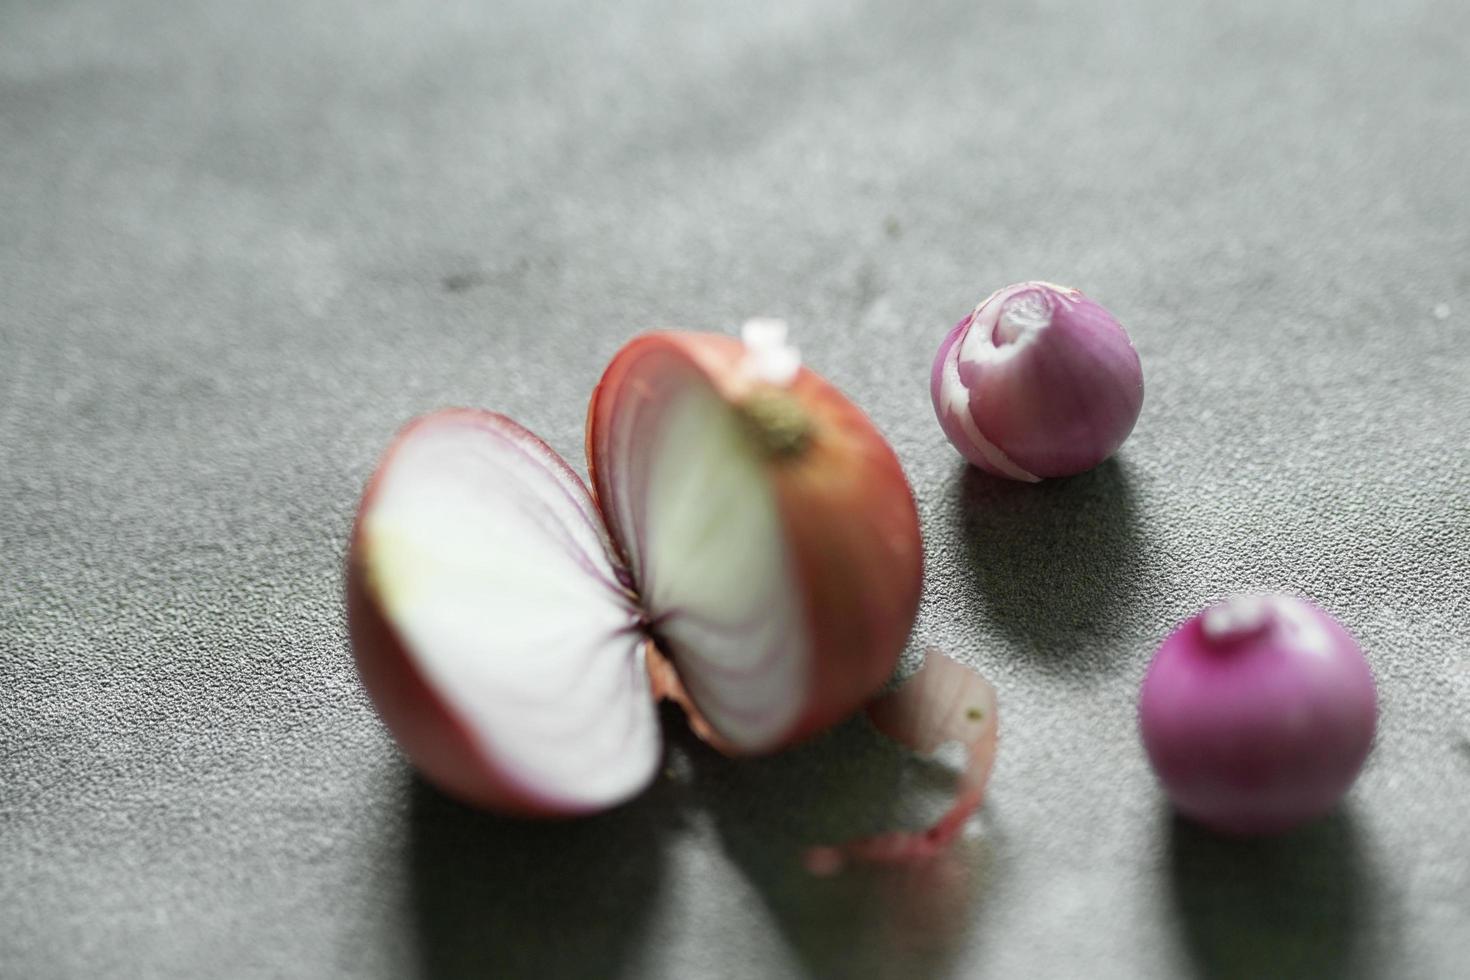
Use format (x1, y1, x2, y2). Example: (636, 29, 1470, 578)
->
(359, 414, 661, 810)
(621, 373, 809, 751)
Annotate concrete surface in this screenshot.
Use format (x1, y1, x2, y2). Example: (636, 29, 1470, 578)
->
(2, 1, 1468, 977)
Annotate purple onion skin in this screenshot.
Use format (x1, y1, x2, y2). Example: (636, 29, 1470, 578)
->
(1139, 596, 1378, 836)
(931, 282, 1143, 481)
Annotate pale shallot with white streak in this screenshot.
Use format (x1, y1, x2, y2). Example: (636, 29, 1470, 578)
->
(932, 281, 1143, 480)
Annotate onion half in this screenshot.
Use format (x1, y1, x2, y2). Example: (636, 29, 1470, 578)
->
(347, 410, 661, 815)
(588, 333, 924, 753)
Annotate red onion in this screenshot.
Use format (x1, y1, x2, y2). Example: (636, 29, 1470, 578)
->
(347, 323, 923, 815)
(1138, 595, 1378, 835)
(931, 281, 1144, 480)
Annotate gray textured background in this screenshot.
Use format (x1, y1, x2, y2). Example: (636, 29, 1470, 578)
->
(3, 1, 1468, 977)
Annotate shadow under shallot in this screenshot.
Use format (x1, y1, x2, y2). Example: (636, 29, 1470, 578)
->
(409, 774, 679, 980)
(958, 458, 1147, 673)
(675, 714, 1003, 980)
(1167, 808, 1389, 980)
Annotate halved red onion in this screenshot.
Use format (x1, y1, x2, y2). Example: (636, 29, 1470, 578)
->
(346, 410, 661, 815)
(804, 650, 999, 875)
(348, 328, 925, 815)
(588, 332, 924, 754)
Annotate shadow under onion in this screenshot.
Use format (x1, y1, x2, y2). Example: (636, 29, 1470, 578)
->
(409, 775, 676, 980)
(958, 457, 1147, 673)
(1167, 808, 1388, 980)
(679, 707, 1001, 979)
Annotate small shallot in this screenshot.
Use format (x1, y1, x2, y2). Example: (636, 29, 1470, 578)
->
(931, 281, 1143, 480)
(1138, 595, 1377, 835)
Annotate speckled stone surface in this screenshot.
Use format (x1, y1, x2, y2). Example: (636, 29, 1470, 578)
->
(2, 1, 1468, 977)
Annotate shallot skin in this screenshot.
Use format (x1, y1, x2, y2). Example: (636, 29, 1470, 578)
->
(931, 282, 1143, 481)
(805, 649, 1000, 875)
(1138, 596, 1378, 836)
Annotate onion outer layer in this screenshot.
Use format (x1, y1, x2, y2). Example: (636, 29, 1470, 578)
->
(804, 649, 1000, 875)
